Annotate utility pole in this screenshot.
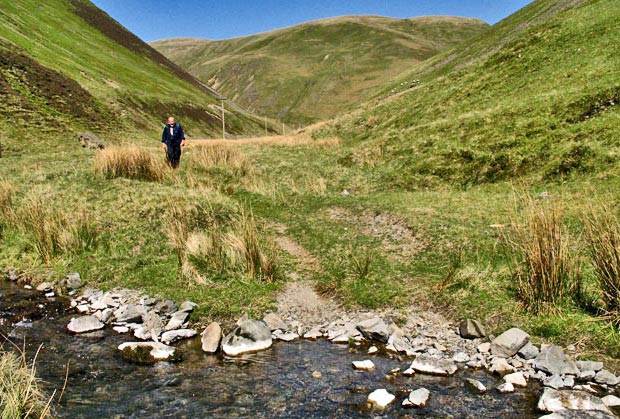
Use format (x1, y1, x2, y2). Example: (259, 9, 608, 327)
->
(220, 97, 226, 140)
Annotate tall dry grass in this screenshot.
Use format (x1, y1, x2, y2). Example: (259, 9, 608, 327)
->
(508, 193, 582, 313)
(190, 144, 252, 177)
(0, 345, 52, 419)
(0, 181, 14, 225)
(190, 133, 341, 148)
(16, 194, 97, 263)
(94, 146, 166, 182)
(167, 202, 279, 284)
(584, 204, 620, 323)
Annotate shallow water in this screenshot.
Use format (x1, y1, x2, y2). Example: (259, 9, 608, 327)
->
(0, 282, 542, 418)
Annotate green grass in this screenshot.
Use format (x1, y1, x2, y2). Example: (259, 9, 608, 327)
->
(0, 0, 277, 144)
(151, 16, 489, 126)
(3, 0, 620, 366)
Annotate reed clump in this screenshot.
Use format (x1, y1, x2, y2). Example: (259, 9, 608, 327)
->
(584, 204, 620, 324)
(508, 193, 582, 313)
(94, 146, 166, 182)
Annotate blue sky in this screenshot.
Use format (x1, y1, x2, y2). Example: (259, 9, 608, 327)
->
(91, 0, 533, 42)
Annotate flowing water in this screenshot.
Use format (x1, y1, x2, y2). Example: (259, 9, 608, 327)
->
(0, 281, 542, 418)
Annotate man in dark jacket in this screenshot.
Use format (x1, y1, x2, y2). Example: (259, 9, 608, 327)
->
(161, 116, 186, 169)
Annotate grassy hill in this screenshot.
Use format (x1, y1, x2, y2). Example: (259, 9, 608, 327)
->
(151, 16, 489, 126)
(314, 0, 620, 189)
(0, 0, 275, 155)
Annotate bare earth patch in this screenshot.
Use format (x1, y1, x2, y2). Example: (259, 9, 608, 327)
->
(276, 281, 343, 326)
(326, 207, 426, 260)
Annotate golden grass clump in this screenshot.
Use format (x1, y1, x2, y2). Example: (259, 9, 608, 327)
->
(0, 347, 52, 419)
(0, 181, 15, 224)
(16, 193, 97, 263)
(166, 201, 279, 284)
(191, 144, 252, 177)
(508, 193, 582, 313)
(94, 146, 166, 181)
(584, 204, 620, 323)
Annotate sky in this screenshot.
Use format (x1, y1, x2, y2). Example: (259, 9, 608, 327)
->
(90, 0, 533, 42)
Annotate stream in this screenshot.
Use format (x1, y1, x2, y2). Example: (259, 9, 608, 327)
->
(0, 281, 542, 418)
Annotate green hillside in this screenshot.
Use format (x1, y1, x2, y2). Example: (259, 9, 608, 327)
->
(315, 0, 620, 188)
(0, 0, 274, 154)
(151, 16, 489, 126)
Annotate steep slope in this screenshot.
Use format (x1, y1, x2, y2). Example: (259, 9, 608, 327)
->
(316, 0, 620, 188)
(151, 16, 489, 126)
(0, 0, 274, 152)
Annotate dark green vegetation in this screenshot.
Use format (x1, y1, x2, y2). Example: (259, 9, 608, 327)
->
(151, 16, 489, 126)
(2, 0, 620, 366)
(0, 0, 276, 151)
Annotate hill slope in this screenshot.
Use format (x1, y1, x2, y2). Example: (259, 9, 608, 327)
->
(0, 0, 274, 153)
(151, 16, 489, 126)
(315, 0, 620, 188)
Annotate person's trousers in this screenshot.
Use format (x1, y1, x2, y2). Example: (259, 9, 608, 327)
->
(166, 145, 182, 169)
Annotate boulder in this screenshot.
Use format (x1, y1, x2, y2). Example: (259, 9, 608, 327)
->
(352, 360, 375, 371)
(263, 312, 289, 332)
(67, 315, 104, 333)
(367, 389, 395, 409)
(409, 355, 458, 376)
(78, 131, 106, 150)
(602, 395, 620, 407)
(465, 378, 487, 393)
(165, 311, 190, 331)
(402, 388, 430, 408)
(504, 372, 528, 387)
(533, 345, 579, 376)
(161, 329, 197, 345)
(458, 319, 486, 339)
(141, 312, 164, 341)
(537, 388, 612, 414)
(222, 319, 273, 356)
(577, 361, 604, 373)
(356, 317, 390, 343)
(594, 369, 619, 386)
(63, 273, 83, 290)
(201, 322, 222, 353)
(118, 342, 175, 362)
(518, 342, 540, 360)
(114, 305, 147, 324)
(491, 328, 529, 357)
(178, 301, 197, 313)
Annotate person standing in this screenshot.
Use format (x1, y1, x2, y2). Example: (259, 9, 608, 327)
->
(161, 116, 186, 169)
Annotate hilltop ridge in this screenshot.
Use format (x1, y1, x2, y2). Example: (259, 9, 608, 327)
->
(152, 15, 489, 126)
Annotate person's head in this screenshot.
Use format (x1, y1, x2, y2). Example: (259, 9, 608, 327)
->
(167, 117, 176, 126)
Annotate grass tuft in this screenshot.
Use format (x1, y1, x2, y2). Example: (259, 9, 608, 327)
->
(0, 182, 14, 225)
(191, 144, 252, 177)
(508, 192, 582, 313)
(0, 345, 52, 419)
(584, 204, 620, 324)
(94, 146, 166, 182)
(15, 193, 97, 263)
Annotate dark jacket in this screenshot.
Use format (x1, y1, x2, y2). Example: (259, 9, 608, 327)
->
(161, 123, 185, 147)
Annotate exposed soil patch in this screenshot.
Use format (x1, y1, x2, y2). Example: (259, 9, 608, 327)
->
(326, 207, 426, 260)
(276, 281, 343, 326)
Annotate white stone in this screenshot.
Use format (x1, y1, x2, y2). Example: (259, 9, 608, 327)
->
(497, 382, 515, 393)
(465, 378, 487, 393)
(489, 357, 516, 377)
(402, 388, 430, 408)
(537, 388, 612, 414)
(165, 311, 189, 331)
(222, 319, 273, 356)
(113, 326, 130, 334)
(368, 346, 379, 355)
(504, 372, 528, 387)
(201, 322, 222, 353)
(352, 360, 375, 371)
(409, 355, 458, 376)
(275, 332, 299, 342)
(477, 342, 491, 353)
(491, 328, 529, 357)
(602, 394, 620, 407)
(452, 352, 471, 363)
(303, 328, 323, 340)
(67, 316, 104, 333)
(367, 389, 395, 409)
(161, 329, 198, 345)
